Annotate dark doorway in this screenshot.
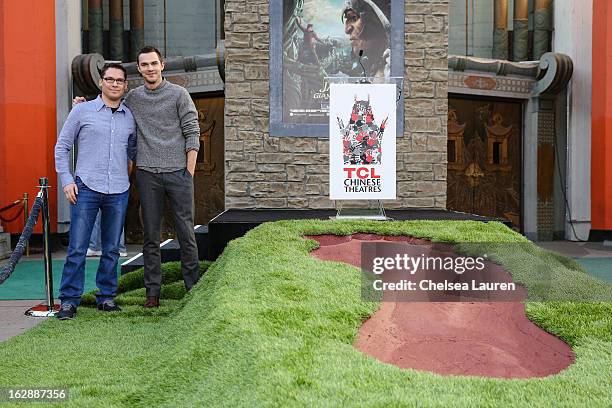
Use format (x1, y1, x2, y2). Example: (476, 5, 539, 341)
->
(447, 97, 522, 230)
(193, 96, 225, 226)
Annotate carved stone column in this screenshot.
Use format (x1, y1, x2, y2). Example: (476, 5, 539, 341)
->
(109, 0, 124, 61)
(493, 0, 508, 60)
(130, 0, 144, 61)
(536, 97, 556, 240)
(513, 0, 529, 61)
(534, 0, 552, 59)
(88, 0, 103, 55)
(531, 53, 573, 240)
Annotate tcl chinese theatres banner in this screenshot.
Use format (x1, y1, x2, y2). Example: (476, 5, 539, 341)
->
(329, 83, 396, 199)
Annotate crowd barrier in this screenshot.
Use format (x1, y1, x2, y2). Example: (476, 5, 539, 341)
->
(0, 178, 58, 317)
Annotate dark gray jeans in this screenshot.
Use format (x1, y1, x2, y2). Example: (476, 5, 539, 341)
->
(136, 168, 200, 297)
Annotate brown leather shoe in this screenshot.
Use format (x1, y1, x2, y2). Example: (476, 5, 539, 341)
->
(143, 296, 159, 308)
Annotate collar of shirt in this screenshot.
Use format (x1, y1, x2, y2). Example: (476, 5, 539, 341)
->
(92, 95, 127, 112)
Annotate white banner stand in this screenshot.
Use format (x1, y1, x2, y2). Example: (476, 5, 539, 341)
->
(327, 76, 403, 220)
(334, 200, 388, 220)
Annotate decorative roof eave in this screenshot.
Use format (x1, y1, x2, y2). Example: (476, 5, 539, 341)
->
(531, 53, 574, 97)
(449, 55, 540, 78)
(123, 53, 224, 95)
(72, 41, 226, 97)
(448, 53, 573, 99)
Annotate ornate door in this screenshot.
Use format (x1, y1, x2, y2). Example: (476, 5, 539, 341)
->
(125, 96, 225, 241)
(447, 97, 522, 230)
(193, 96, 225, 225)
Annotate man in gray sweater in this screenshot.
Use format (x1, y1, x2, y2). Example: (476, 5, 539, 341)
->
(130, 46, 201, 307)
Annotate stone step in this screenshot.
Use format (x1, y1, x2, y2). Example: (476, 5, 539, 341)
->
(120, 225, 208, 274)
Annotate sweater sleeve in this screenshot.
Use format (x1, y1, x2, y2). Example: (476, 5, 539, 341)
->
(176, 87, 200, 152)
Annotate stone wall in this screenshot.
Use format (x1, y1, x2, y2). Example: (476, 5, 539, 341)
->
(224, 0, 448, 209)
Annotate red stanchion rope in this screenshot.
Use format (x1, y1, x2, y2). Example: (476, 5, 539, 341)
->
(0, 199, 22, 212)
(0, 199, 24, 223)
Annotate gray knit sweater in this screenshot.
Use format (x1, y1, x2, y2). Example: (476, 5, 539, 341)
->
(125, 79, 200, 171)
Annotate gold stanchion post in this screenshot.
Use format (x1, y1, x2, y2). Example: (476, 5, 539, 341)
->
(23, 193, 29, 256)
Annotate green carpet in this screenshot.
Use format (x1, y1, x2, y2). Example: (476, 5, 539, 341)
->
(575, 257, 612, 283)
(0, 259, 122, 300)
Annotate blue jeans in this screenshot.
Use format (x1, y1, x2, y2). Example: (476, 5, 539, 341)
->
(59, 178, 129, 306)
(89, 211, 126, 253)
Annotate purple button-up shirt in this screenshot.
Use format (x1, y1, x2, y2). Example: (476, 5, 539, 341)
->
(55, 96, 137, 194)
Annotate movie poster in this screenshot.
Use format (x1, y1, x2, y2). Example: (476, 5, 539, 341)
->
(329, 83, 396, 199)
(282, 0, 392, 124)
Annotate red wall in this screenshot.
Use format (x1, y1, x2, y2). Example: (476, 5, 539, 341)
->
(0, 1, 57, 233)
(592, 0, 612, 231)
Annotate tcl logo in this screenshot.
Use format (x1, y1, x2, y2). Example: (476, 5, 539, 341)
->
(343, 167, 381, 179)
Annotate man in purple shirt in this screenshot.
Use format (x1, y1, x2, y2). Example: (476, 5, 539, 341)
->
(54, 63, 136, 320)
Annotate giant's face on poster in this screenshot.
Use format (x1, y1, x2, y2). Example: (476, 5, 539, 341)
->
(282, 0, 391, 124)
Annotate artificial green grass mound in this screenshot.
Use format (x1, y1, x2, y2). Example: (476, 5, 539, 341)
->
(0, 220, 611, 407)
(80, 261, 212, 305)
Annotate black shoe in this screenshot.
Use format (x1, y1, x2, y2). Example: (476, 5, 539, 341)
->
(143, 296, 159, 308)
(97, 299, 122, 312)
(57, 303, 77, 320)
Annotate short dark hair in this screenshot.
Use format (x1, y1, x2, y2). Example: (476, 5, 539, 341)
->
(100, 62, 127, 79)
(137, 46, 163, 64)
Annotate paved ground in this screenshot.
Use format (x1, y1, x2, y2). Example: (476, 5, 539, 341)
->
(535, 240, 612, 258)
(0, 245, 141, 342)
(0, 300, 47, 342)
(0, 241, 610, 343)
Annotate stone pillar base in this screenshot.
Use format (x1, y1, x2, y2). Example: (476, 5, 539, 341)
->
(0, 232, 11, 260)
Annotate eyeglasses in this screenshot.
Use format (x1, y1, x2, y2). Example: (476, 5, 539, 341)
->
(103, 77, 126, 85)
